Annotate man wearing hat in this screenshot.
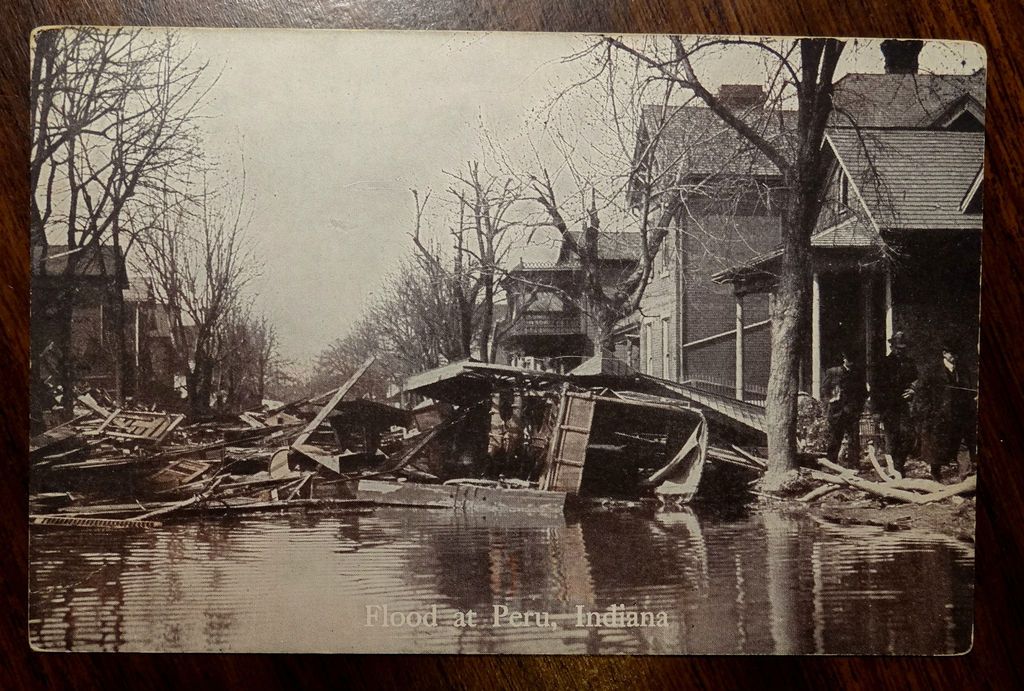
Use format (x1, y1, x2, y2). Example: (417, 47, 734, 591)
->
(822, 351, 866, 467)
(874, 330, 919, 475)
(923, 341, 977, 481)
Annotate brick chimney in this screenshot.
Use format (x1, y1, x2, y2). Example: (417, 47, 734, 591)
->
(880, 39, 924, 74)
(717, 84, 766, 110)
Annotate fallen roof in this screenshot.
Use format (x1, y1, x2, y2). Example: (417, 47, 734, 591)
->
(569, 351, 636, 378)
(327, 399, 411, 428)
(403, 360, 567, 404)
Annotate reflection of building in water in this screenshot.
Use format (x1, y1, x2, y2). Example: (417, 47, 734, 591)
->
(29, 510, 973, 654)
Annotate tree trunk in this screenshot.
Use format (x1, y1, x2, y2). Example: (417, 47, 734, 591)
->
(479, 271, 494, 362)
(187, 342, 215, 418)
(763, 194, 813, 490)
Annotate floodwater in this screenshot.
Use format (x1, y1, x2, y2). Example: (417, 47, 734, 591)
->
(29, 506, 974, 654)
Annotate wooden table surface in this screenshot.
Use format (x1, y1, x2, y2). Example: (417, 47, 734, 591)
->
(2, 1, 1022, 688)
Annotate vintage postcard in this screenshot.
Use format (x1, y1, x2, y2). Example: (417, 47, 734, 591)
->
(29, 29, 982, 654)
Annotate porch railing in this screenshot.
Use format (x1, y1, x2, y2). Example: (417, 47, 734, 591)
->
(507, 312, 585, 337)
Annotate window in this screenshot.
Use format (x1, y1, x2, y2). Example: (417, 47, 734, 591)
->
(644, 322, 654, 375)
(662, 318, 672, 380)
(659, 236, 673, 276)
(839, 170, 850, 209)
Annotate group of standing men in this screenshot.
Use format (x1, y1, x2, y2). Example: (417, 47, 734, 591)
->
(821, 331, 977, 481)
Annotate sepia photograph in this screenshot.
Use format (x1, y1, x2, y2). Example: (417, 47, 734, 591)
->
(28, 28, 983, 654)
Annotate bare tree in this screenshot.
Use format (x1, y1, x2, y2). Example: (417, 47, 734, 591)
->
(596, 35, 845, 487)
(312, 252, 468, 399)
(411, 161, 524, 362)
(530, 175, 682, 345)
(217, 307, 284, 409)
(312, 318, 394, 401)
(30, 27, 215, 408)
(135, 175, 258, 418)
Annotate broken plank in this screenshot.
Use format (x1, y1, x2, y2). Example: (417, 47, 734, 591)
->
(77, 393, 113, 419)
(292, 356, 376, 450)
(730, 444, 768, 468)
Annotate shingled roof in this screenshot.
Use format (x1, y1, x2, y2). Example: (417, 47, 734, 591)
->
(639, 104, 796, 180)
(32, 244, 127, 284)
(828, 128, 984, 231)
(557, 230, 643, 263)
(830, 71, 986, 129)
(711, 217, 880, 283)
(712, 127, 984, 285)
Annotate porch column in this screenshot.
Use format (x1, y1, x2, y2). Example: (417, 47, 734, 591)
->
(863, 273, 875, 375)
(884, 266, 894, 354)
(811, 272, 822, 400)
(735, 294, 745, 401)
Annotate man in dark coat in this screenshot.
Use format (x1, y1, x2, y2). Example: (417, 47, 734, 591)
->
(822, 351, 866, 467)
(874, 331, 919, 476)
(923, 342, 977, 481)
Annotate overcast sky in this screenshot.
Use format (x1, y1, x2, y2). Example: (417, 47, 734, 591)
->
(158, 30, 984, 369)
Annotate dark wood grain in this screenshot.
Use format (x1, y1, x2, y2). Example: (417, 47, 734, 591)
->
(3, 1, 1022, 688)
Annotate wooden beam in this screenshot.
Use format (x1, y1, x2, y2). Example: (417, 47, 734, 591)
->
(291, 357, 375, 451)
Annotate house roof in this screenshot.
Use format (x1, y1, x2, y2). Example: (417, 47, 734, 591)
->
(32, 244, 127, 283)
(827, 128, 984, 231)
(569, 350, 636, 378)
(636, 71, 984, 185)
(123, 276, 152, 303)
(639, 104, 796, 180)
(830, 71, 986, 129)
(557, 230, 643, 263)
(711, 217, 881, 283)
(712, 127, 984, 285)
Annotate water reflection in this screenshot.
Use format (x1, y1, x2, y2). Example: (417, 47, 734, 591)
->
(29, 506, 973, 654)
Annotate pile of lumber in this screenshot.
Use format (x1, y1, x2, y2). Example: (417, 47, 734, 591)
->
(798, 446, 976, 504)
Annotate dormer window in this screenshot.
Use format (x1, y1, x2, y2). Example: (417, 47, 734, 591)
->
(945, 110, 984, 132)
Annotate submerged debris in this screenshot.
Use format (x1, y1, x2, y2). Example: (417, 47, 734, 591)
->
(36, 353, 968, 528)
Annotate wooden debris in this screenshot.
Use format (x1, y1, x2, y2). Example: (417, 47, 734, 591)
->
(730, 444, 768, 469)
(77, 393, 113, 419)
(798, 484, 842, 503)
(95, 409, 185, 443)
(291, 357, 375, 470)
(811, 459, 977, 505)
(31, 515, 162, 529)
(867, 443, 895, 483)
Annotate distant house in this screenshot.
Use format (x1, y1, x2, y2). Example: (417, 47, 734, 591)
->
(502, 231, 642, 372)
(621, 40, 985, 420)
(31, 244, 188, 412)
(123, 277, 186, 404)
(628, 86, 793, 398)
(31, 244, 128, 397)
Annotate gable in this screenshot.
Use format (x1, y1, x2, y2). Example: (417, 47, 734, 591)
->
(825, 128, 984, 232)
(930, 94, 985, 131)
